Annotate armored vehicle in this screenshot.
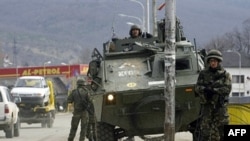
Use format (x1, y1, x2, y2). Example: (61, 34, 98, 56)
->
(87, 19, 205, 140)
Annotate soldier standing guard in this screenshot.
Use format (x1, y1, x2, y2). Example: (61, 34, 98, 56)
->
(86, 102, 97, 141)
(67, 79, 92, 141)
(195, 49, 232, 141)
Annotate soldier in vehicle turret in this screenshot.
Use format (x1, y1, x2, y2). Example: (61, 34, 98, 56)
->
(128, 24, 153, 39)
(195, 49, 232, 141)
(129, 25, 142, 38)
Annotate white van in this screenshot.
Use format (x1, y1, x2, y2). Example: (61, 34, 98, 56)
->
(11, 76, 50, 106)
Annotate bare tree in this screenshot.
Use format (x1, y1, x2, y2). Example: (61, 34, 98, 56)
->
(242, 18, 250, 54)
(203, 35, 232, 51)
(203, 18, 250, 54)
(229, 27, 244, 52)
(223, 32, 235, 48)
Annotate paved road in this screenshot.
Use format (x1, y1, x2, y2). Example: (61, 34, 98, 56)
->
(0, 112, 192, 141)
(0, 112, 71, 141)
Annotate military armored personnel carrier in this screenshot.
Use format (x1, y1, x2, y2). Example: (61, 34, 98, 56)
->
(87, 18, 205, 140)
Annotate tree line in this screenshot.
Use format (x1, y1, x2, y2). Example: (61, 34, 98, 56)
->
(203, 18, 250, 54)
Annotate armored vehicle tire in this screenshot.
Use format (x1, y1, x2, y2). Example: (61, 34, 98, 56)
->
(97, 122, 116, 141)
(5, 122, 14, 138)
(14, 117, 20, 137)
(141, 135, 165, 141)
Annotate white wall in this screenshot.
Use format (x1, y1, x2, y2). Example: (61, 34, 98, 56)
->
(225, 67, 250, 97)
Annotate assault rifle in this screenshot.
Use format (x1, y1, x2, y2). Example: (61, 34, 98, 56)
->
(77, 89, 94, 115)
(203, 71, 227, 108)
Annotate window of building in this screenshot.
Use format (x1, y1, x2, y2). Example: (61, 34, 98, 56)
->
(232, 92, 244, 97)
(232, 75, 244, 83)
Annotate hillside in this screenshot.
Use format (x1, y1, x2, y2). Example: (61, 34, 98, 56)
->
(0, 0, 249, 66)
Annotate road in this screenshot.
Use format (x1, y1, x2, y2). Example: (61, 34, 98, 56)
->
(0, 112, 192, 141)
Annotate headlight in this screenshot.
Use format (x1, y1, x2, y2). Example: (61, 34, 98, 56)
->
(105, 94, 116, 105)
(107, 94, 114, 101)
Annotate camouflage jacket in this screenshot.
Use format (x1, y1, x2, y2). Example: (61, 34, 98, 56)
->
(67, 86, 91, 112)
(195, 65, 232, 104)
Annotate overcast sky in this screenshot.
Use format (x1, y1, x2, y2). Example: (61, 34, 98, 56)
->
(113, 0, 250, 47)
(175, 0, 250, 47)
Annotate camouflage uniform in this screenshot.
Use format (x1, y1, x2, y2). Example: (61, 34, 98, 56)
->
(86, 103, 97, 141)
(67, 79, 92, 141)
(83, 85, 97, 141)
(195, 49, 232, 141)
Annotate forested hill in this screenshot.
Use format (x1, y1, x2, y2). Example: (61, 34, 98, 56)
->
(0, 0, 249, 66)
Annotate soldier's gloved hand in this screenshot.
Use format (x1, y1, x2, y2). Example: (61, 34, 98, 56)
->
(204, 87, 214, 100)
(204, 87, 214, 94)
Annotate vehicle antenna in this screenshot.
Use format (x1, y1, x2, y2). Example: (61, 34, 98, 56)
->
(111, 0, 119, 39)
(111, 15, 117, 38)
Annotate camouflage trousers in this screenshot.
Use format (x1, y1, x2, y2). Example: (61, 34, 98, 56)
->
(199, 103, 229, 141)
(86, 114, 97, 141)
(68, 111, 89, 141)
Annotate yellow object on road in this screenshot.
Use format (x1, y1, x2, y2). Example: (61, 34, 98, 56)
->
(228, 103, 250, 124)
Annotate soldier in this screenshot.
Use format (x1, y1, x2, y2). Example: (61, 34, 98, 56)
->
(195, 49, 232, 141)
(86, 102, 97, 141)
(67, 79, 92, 141)
(129, 25, 142, 38)
(83, 84, 98, 141)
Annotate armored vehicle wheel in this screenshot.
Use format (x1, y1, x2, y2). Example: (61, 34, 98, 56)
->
(14, 117, 20, 137)
(123, 137, 135, 141)
(5, 122, 14, 138)
(141, 135, 165, 141)
(97, 122, 116, 141)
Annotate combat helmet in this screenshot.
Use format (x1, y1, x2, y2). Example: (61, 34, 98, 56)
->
(129, 25, 142, 37)
(206, 49, 223, 63)
(77, 79, 86, 86)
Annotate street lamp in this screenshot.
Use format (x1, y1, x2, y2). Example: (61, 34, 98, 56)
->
(16, 66, 19, 78)
(61, 62, 67, 65)
(129, 0, 145, 33)
(61, 62, 71, 77)
(126, 22, 140, 27)
(227, 50, 241, 96)
(118, 13, 143, 26)
(146, 0, 149, 33)
(43, 61, 51, 77)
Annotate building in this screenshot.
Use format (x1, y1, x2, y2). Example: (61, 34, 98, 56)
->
(222, 51, 250, 98)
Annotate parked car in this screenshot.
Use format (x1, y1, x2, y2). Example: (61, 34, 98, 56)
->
(0, 86, 20, 138)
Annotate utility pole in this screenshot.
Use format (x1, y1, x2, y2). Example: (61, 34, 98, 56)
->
(152, 0, 157, 36)
(164, 0, 176, 141)
(146, 0, 150, 33)
(13, 38, 17, 67)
